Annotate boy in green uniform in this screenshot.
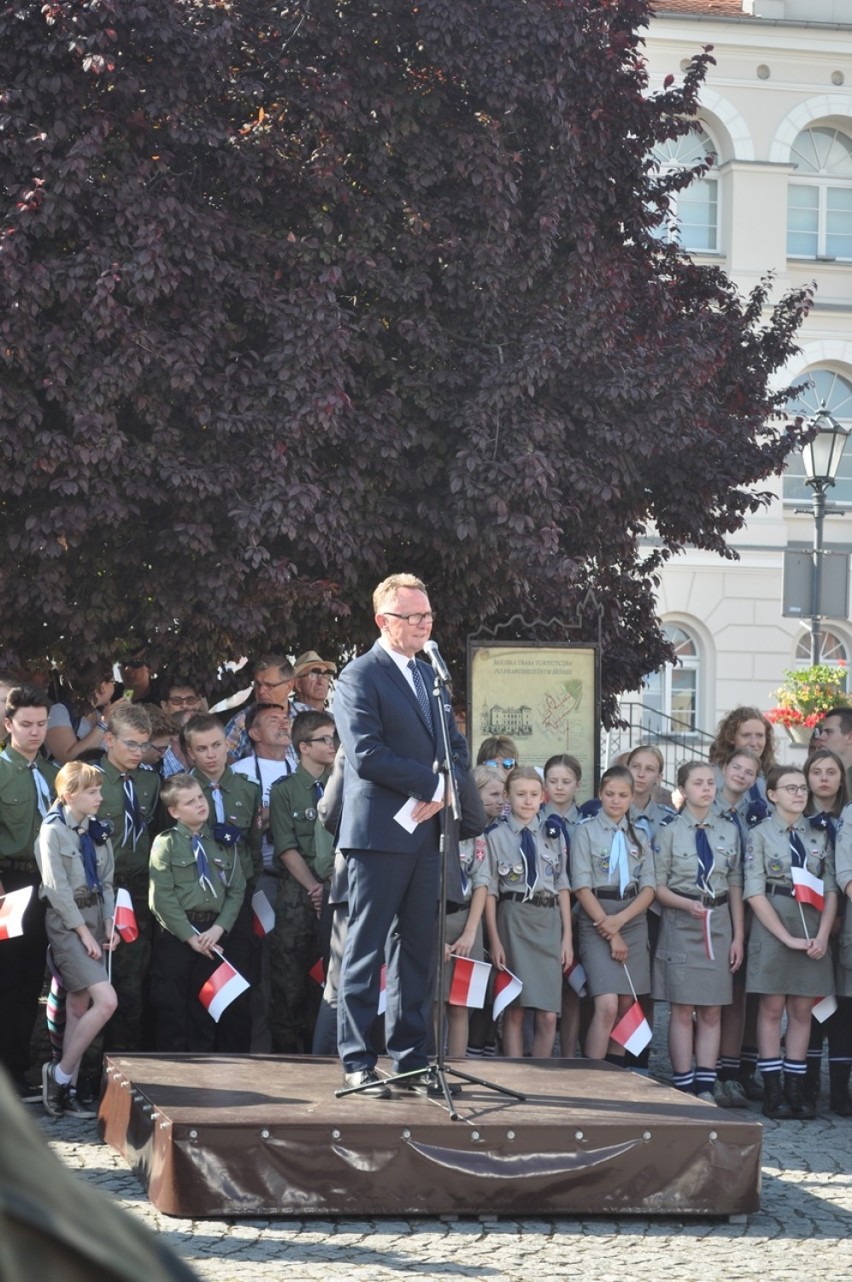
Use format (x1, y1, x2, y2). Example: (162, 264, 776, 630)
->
(0, 685, 58, 1098)
(148, 773, 247, 1051)
(96, 702, 160, 1050)
(268, 711, 337, 1052)
(183, 713, 261, 1051)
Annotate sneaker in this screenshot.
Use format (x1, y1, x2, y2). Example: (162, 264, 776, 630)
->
(12, 1075, 43, 1104)
(715, 1078, 748, 1109)
(695, 1090, 718, 1105)
(42, 1061, 68, 1118)
(395, 1067, 462, 1098)
(63, 1091, 99, 1120)
(341, 1068, 391, 1099)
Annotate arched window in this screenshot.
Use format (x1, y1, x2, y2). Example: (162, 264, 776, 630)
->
(788, 126, 852, 260)
(642, 625, 700, 734)
(783, 369, 852, 505)
(795, 628, 850, 688)
(651, 126, 718, 253)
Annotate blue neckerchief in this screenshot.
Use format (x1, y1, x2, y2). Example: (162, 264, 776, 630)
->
(121, 774, 146, 849)
(578, 798, 601, 820)
(789, 828, 808, 869)
(745, 783, 769, 827)
(520, 827, 538, 891)
(608, 829, 630, 896)
(191, 833, 216, 893)
(695, 825, 715, 895)
(723, 806, 748, 855)
(212, 821, 243, 847)
(808, 812, 837, 850)
(43, 805, 102, 892)
(543, 812, 571, 855)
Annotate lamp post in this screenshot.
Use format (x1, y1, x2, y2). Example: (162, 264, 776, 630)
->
(801, 402, 851, 666)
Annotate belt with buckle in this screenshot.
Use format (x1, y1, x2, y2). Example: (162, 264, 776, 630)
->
(765, 882, 794, 899)
(595, 887, 638, 901)
(502, 891, 557, 908)
(680, 891, 729, 908)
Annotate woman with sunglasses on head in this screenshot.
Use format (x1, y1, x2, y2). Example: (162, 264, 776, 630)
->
(744, 765, 838, 1119)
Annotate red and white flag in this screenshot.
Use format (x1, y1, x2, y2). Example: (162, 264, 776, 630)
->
(791, 866, 825, 913)
(493, 968, 523, 1019)
(198, 959, 250, 1023)
(448, 956, 491, 1008)
(308, 956, 325, 985)
(113, 888, 139, 943)
(564, 958, 588, 997)
(377, 963, 388, 1016)
(611, 1000, 653, 1056)
(251, 889, 275, 938)
(0, 886, 32, 940)
(702, 908, 715, 961)
(813, 994, 838, 1023)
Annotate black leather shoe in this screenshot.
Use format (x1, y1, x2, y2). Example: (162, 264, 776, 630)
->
(395, 1068, 462, 1098)
(342, 1069, 391, 1098)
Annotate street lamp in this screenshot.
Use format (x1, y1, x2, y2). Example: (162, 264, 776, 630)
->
(801, 402, 851, 665)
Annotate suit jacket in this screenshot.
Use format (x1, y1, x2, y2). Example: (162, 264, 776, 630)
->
(334, 640, 469, 854)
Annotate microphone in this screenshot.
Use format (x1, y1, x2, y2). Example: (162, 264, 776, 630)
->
(423, 639, 452, 685)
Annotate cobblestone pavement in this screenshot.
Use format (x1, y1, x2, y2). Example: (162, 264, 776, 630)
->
(36, 1056, 852, 1282)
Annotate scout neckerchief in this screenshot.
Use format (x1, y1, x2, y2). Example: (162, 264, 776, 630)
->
(808, 811, 837, 849)
(745, 783, 769, 828)
(519, 826, 538, 893)
(544, 811, 571, 856)
(207, 778, 244, 848)
(120, 772, 145, 849)
(191, 833, 217, 894)
(608, 828, 630, 896)
(788, 827, 808, 870)
(43, 805, 102, 893)
(694, 824, 715, 896)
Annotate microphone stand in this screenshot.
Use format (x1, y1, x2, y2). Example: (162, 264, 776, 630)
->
(426, 661, 525, 1120)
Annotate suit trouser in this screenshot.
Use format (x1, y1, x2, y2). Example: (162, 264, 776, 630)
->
(337, 845, 439, 1073)
(0, 872, 46, 1079)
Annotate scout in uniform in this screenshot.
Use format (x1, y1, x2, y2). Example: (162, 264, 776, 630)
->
(570, 765, 656, 1064)
(652, 761, 744, 1104)
(148, 773, 247, 1051)
(0, 685, 58, 1098)
(268, 711, 337, 1052)
(744, 765, 838, 1119)
(184, 712, 261, 1051)
(95, 702, 160, 1050)
(485, 766, 572, 1060)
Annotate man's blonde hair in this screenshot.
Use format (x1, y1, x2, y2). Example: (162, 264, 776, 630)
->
(373, 573, 427, 615)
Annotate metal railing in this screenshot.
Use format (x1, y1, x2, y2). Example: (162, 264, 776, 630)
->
(602, 701, 716, 791)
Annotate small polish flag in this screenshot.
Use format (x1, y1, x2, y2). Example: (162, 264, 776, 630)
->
(702, 908, 715, 961)
(448, 956, 491, 1008)
(113, 888, 139, 943)
(377, 963, 387, 1016)
(813, 994, 838, 1023)
(611, 1000, 653, 1056)
(308, 956, 325, 985)
(493, 968, 523, 1019)
(251, 889, 275, 938)
(0, 886, 32, 940)
(564, 958, 588, 996)
(198, 959, 250, 1023)
(791, 866, 825, 913)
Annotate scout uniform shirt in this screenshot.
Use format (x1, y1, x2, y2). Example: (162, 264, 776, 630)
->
(744, 814, 837, 902)
(0, 746, 58, 876)
(191, 766, 262, 891)
(269, 764, 334, 881)
(96, 758, 160, 894)
(149, 821, 246, 942)
(570, 811, 655, 896)
(486, 813, 570, 901)
(36, 806, 116, 929)
(653, 810, 742, 900)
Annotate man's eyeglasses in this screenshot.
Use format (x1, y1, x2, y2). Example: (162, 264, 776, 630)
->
(149, 742, 170, 755)
(383, 612, 435, 626)
(485, 758, 516, 770)
(305, 735, 336, 746)
(255, 677, 290, 690)
(167, 695, 201, 708)
(117, 737, 151, 754)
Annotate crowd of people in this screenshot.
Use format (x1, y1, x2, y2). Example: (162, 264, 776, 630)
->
(1, 589, 851, 1122)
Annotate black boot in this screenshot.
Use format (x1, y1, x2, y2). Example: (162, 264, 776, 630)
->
(801, 1057, 822, 1112)
(784, 1072, 815, 1119)
(762, 1072, 792, 1120)
(829, 1063, 852, 1117)
(738, 1065, 764, 1101)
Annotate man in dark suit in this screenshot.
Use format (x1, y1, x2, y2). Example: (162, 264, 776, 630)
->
(334, 573, 469, 1097)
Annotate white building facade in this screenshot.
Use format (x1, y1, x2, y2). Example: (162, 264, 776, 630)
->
(619, 0, 852, 764)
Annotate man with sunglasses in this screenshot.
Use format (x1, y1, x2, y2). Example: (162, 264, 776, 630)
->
(96, 702, 160, 1050)
(334, 573, 469, 1097)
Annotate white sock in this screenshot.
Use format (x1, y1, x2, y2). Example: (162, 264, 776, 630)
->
(54, 1064, 73, 1086)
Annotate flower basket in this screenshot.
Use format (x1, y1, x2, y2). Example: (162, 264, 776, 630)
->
(765, 663, 850, 743)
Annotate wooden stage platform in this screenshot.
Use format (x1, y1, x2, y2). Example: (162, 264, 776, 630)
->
(99, 1054, 763, 1220)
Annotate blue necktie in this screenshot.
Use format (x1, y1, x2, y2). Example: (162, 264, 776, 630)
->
(608, 829, 630, 896)
(407, 659, 433, 731)
(520, 827, 538, 890)
(695, 826, 715, 894)
(191, 834, 216, 893)
(789, 828, 808, 869)
(121, 774, 145, 849)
